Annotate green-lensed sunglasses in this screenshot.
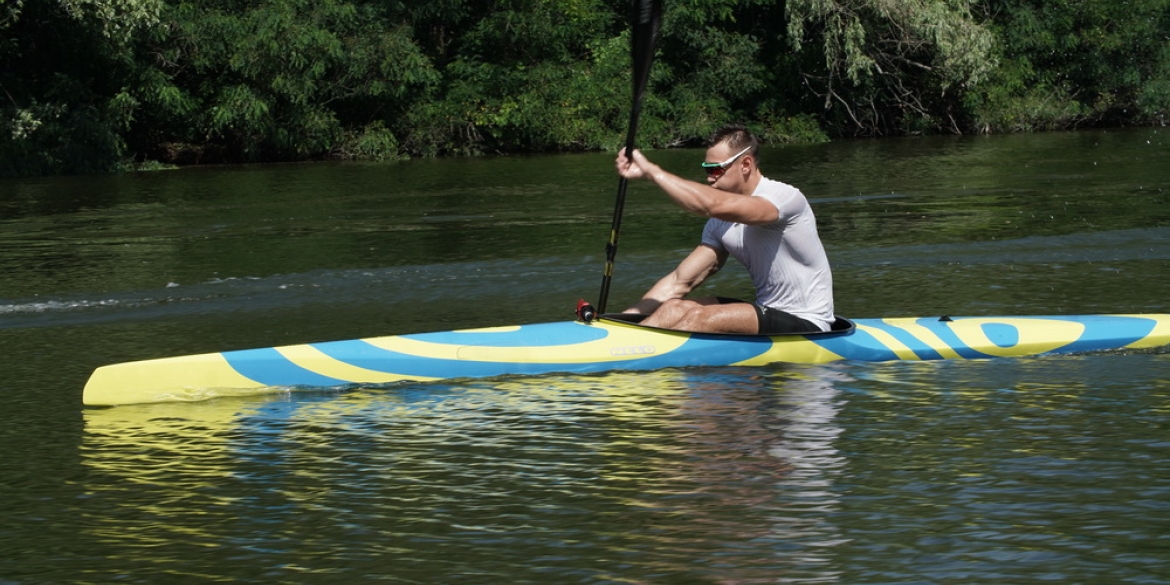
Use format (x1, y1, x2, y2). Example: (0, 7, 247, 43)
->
(700, 146, 751, 179)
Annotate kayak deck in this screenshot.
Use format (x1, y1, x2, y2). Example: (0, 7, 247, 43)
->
(82, 313, 1170, 406)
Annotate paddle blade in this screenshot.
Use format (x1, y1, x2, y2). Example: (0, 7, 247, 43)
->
(625, 0, 662, 151)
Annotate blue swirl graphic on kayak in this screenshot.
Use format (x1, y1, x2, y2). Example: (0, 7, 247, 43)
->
(219, 315, 1164, 388)
(222, 324, 774, 387)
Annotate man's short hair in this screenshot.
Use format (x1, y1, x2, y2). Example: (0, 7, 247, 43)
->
(707, 124, 759, 159)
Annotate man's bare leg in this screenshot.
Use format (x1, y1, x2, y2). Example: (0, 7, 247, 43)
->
(642, 297, 759, 334)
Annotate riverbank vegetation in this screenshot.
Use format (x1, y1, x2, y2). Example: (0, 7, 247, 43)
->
(2, 0, 1167, 176)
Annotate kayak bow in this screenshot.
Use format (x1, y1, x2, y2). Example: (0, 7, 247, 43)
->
(82, 313, 1170, 406)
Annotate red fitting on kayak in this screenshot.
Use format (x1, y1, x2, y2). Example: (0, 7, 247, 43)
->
(576, 299, 596, 323)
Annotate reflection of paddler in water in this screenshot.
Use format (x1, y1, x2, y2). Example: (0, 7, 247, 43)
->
(672, 367, 847, 496)
(595, 367, 849, 581)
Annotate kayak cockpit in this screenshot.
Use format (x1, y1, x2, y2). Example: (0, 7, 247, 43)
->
(598, 313, 856, 337)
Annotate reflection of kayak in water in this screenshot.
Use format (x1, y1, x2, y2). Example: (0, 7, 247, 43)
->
(83, 313, 1170, 406)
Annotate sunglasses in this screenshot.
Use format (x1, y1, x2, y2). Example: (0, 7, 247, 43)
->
(700, 146, 751, 179)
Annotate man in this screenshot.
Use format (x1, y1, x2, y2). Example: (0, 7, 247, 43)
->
(615, 124, 834, 334)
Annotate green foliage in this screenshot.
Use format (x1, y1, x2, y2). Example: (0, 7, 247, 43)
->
(399, 0, 625, 156)
(0, 99, 132, 176)
(1138, 43, 1170, 124)
(786, 0, 998, 134)
(58, 0, 161, 41)
(134, 0, 438, 161)
(964, 57, 1088, 132)
(2, 0, 1169, 176)
(1, 0, 22, 28)
(971, 0, 1170, 132)
(334, 121, 402, 161)
(0, 0, 140, 175)
(754, 106, 831, 144)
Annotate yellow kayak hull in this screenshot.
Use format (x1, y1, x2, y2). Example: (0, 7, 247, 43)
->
(83, 313, 1170, 406)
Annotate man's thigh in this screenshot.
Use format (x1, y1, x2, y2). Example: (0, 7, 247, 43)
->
(693, 301, 760, 334)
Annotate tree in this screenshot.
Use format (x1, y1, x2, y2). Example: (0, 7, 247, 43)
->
(971, 0, 1170, 132)
(58, 0, 161, 41)
(398, 0, 624, 155)
(786, 0, 997, 134)
(130, 0, 439, 162)
(0, 0, 154, 175)
(1, 0, 23, 29)
(3, 0, 1168, 176)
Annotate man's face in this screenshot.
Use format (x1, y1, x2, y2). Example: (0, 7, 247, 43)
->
(703, 141, 750, 191)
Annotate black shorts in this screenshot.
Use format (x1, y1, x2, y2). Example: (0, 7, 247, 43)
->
(715, 297, 822, 335)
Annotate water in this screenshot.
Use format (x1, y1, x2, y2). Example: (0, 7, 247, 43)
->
(1, 129, 1168, 583)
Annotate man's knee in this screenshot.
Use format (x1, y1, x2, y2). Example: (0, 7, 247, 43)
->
(677, 305, 718, 329)
(644, 299, 694, 328)
(656, 298, 694, 316)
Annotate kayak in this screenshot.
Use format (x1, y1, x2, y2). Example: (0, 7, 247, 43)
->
(83, 312, 1170, 406)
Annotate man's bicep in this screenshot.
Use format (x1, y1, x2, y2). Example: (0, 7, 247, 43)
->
(710, 194, 780, 225)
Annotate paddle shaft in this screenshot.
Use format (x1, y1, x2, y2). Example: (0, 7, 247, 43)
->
(597, 0, 661, 314)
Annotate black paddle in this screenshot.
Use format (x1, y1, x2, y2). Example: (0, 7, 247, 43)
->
(595, 0, 662, 315)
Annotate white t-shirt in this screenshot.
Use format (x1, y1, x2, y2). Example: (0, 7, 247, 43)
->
(701, 177, 835, 331)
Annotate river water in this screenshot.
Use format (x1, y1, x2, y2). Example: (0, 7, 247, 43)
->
(1, 129, 1168, 583)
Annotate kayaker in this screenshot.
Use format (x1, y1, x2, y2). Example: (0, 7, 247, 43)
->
(614, 123, 834, 334)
